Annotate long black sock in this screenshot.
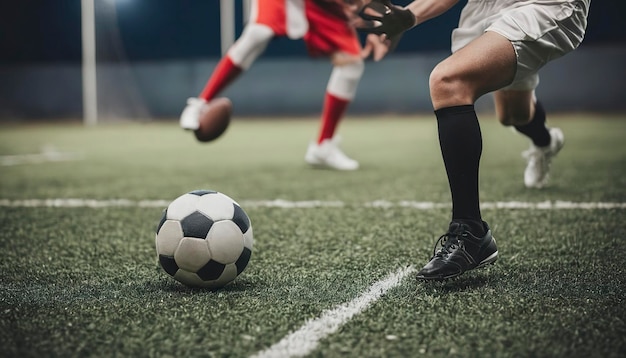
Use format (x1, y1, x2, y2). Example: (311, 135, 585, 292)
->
(435, 105, 485, 237)
(514, 100, 551, 147)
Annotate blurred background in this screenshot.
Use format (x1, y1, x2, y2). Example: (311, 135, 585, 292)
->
(0, 0, 624, 123)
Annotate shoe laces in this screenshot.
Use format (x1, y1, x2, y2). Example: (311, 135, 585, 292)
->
(432, 228, 468, 258)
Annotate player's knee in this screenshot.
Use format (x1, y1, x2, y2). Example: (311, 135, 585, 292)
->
(497, 109, 533, 126)
(331, 51, 363, 67)
(429, 65, 470, 107)
(498, 113, 531, 126)
(338, 60, 365, 79)
(228, 24, 274, 69)
(326, 60, 364, 100)
(239, 23, 274, 43)
(429, 66, 446, 96)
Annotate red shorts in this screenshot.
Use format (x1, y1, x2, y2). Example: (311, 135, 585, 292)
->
(251, 0, 361, 57)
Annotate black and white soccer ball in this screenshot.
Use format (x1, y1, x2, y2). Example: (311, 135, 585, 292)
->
(155, 190, 253, 288)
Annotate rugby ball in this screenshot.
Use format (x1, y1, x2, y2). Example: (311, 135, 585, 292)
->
(194, 97, 232, 143)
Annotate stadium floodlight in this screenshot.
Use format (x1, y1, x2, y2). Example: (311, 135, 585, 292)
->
(81, 0, 97, 126)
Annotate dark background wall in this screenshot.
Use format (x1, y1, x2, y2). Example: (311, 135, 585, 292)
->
(0, 0, 625, 120)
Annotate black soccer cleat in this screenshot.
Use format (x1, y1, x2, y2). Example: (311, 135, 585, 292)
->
(416, 221, 498, 281)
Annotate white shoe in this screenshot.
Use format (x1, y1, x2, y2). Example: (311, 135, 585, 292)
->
(179, 97, 207, 130)
(305, 136, 359, 171)
(522, 127, 564, 188)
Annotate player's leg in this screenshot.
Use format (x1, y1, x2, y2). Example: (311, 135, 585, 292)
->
(494, 89, 564, 188)
(431, 31, 516, 232)
(181, 0, 286, 130)
(490, 0, 591, 188)
(179, 23, 274, 130)
(304, 55, 364, 170)
(418, 0, 590, 281)
(416, 31, 515, 280)
(317, 53, 364, 145)
(200, 24, 274, 102)
(303, 0, 363, 170)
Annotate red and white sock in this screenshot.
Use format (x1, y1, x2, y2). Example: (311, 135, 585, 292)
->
(317, 61, 364, 144)
(199, 56, 243, 102)
(199, 24, 274, 101)
(317, 93, 350, 144)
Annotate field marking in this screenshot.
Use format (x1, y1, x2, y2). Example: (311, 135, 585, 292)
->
(250, 265, 415, 358)
(0, 199, 625, 210)
(0, 146, 83, 166)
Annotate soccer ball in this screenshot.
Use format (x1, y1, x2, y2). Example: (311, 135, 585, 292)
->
(155, 190, 253, 288)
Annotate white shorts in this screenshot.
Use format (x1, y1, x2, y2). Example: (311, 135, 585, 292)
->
(451, 0, 590, 90)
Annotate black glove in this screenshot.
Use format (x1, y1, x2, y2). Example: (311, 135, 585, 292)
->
(357, 0, 416, 38)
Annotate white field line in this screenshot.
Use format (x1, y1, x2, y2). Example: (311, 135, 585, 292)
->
(0, 148, 83, 166)
(250, 265, 416, 358)
(0, 199, 625, 210)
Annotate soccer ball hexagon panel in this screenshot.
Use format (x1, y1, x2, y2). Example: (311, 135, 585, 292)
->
(155, 190, 253, 288)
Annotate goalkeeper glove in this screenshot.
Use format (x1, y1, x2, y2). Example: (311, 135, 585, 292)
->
(357, 0, 416, 38)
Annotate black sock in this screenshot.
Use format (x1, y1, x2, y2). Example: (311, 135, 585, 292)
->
(514, 100, 551, 147)
(435, 105, 485, 237)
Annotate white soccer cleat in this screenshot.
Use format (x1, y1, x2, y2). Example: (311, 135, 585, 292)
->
(179, 97, 207, 130)
(522, 127, 565, 189)
(305, 136, 359, 171)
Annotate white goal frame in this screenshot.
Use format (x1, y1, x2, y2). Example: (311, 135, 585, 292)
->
(80, 0, 247, 125)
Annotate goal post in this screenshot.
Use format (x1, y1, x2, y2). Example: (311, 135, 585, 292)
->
(219, 0, 250, 54)
(220, 0, 236, 56)
(81, 0, 97, 126)
(80, 0, 248, 125)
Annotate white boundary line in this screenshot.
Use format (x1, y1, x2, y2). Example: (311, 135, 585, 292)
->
(0, 149, 84, 166)
(250, 265, 416, 358)
(0, 199, 625, 209)
(2, 197, 622, 356)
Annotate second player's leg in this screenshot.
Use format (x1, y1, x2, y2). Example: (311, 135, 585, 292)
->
(303, 0, 365, 171)
(493, 89, 535, 126)
(495, 89, 565, 189)
(304, 53, 364, 171)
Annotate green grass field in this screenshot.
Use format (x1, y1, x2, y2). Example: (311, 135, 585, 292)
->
(1, 114, 625, 357)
